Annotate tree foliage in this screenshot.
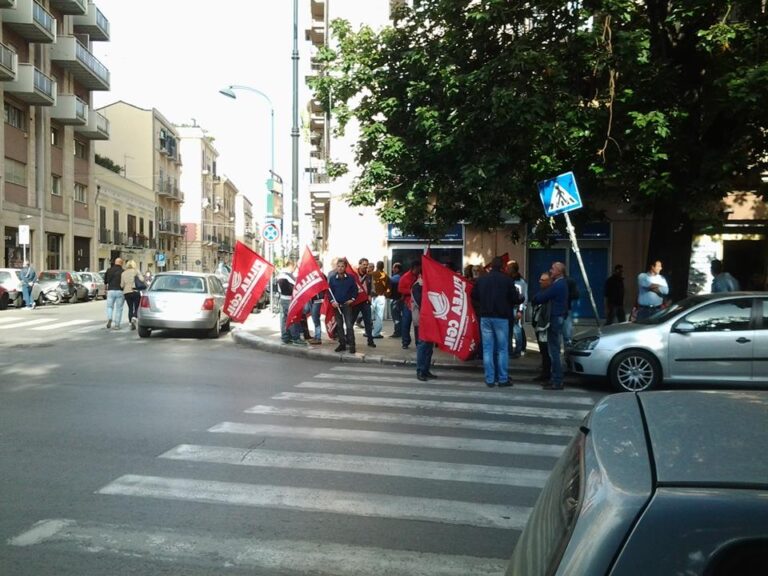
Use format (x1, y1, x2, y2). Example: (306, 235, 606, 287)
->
(311, 0, 768, 251)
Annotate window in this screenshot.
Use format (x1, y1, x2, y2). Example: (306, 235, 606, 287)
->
(113, 210, 120, 233)
(51, 127, 61, 147)
(4, 102, 25, 129)
(682, 299, 752, 332)
(51, 175, 61, 196)
(5, 158, 27, 186)
(74, 139, 86, 159)
(74, 183, 86, 203)
(46, 234, 62, 270)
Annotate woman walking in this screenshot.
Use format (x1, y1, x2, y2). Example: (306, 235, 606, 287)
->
(121, 260, 144, 330)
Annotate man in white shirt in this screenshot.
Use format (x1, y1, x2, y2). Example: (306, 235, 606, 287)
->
(636, 260, 669, 321)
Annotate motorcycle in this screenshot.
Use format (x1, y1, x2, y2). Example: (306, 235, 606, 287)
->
(42, 285, 63, 304)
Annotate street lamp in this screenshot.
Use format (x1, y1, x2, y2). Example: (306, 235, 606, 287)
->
(218, 85, 275, 177)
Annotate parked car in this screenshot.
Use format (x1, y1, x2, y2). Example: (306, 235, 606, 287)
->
(0, 268, 44, 308)
(506, 390, 768, 576)
(567, 292, 768, 392)
(77, 271, 106, 300)
(37, 271, 88, 304)
(0, 285, 8, 310)
(137, 271, 230, 338)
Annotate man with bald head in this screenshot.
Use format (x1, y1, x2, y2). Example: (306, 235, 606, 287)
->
(532, 261, 569, 390)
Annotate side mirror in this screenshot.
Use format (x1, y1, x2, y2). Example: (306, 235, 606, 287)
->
(674, 320, 695, 334)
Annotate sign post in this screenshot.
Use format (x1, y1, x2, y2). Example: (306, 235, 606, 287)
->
(262, 221, 281, 315)
(19, 225, 30, 264)
(537, 172, 601, 327)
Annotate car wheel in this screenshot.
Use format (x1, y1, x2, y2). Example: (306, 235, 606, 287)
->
(222, 317, 231, 332)
(0, 293, 8, 310)
(138, 326, 151, 338)
(70, 291, 78, 304)
(208, 317, 221, 339)
(609, 349, 661, 392)
(14, 295, 24, 309)
(35, 293, 44, 307)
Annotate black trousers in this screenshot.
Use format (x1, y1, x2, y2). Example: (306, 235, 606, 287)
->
(334, 304, 356, 349)
(537, 335, 552, 378)
(351, 301, 374, 341)
(125, 291, 141, 322)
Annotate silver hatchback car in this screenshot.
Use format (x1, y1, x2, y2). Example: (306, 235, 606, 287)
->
(568, 292, 768, 391)
(136, 271, 231, 339)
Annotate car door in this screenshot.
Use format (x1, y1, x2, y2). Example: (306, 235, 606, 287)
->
(753, 296, 768, 385)
(667, 298, 754, 383)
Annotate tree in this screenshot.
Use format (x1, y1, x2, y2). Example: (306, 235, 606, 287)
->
(312, 0, 768, 299)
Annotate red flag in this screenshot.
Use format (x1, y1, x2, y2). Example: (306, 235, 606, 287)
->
(223, 241, 274, 323)
(321, 293, 338, 339)
(418, 253, 480, 361)
(286, 246, 330, 327)
(345, 261, 369, 306)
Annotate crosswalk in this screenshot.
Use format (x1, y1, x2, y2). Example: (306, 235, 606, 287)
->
(0, 314, 104, 334)
(8, 365, 603, 575)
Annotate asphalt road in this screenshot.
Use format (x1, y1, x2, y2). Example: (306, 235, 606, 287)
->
(0, 299, 607, 575)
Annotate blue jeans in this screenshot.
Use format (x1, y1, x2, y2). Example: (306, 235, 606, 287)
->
(402, 306, 413, 347)
(280, 298, 300, 342)
(22, 283, 34, 307)
(511, 318, 526, 355)
(390, 299, 403, 336)
(416, 339, 434, 376)
(563, 301, 577, 344)
(310, 300, 322, 340)
(106, 290, 125, 326)
(372, 295, 386, 337)
(547, 315, 565, 387)
(481, 317, 509, 385)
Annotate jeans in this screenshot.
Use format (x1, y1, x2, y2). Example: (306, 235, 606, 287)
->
(563, 300, 578, 345)
(511, 318, 526, 355)
(390, 299, 403, 336)
(334, 303, 356, 349)
(280, 298, 300, 342)
(416, 338, 434, 376)
(106, 290, 125, 326)
(125, 291, 141, 322)
(22, 283, 34, 307)
(310, 300, 322, 340)
(480, 317, 509, 385)
(372, 295, 386, 337)
(547, 315, 565, 387)
(401, 306, 418, 347)
(352, 301, 374, 341)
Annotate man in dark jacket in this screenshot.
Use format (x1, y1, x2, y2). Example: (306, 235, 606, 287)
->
(604, 264, 625, 325)
(471, 256, 520, 387)
(328, 259, 358, 354)
(532, 261, 569, 390)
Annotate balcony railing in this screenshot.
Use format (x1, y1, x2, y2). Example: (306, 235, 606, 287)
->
(72, 1, 110, 41)
(2, 63, 56, 105)
(0, 43, 16, 81)
(98, 228, 111, 244)
(51, 94, 89, 125)
(49, 0, 87, 15)
(3, 0, 56, 43)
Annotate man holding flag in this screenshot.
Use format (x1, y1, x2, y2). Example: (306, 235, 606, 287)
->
(285, 246, 331, 340)
(327, 258, 358, 353)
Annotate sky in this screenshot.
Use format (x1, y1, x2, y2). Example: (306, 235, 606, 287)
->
(92, 0, 304, 227)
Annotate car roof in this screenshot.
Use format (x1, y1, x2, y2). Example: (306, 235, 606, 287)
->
(639, 390, 768, 488)
(156, 271, 212, 278)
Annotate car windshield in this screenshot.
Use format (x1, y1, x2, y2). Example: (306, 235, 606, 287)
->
(39, 272, 66, 281)
(635, 294, 710, 324)
(152, 275, 205, 293)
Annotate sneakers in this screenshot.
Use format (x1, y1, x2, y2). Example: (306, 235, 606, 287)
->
(106, 319, 112, 329)
(130, 318, 137, 330)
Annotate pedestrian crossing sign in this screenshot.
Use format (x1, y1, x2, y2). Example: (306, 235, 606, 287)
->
(537, 171, 583, 217)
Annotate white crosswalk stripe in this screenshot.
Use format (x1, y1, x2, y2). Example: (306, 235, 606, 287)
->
(0, 318, 52, 329)
(30, 319, 96, 331)
(8, 365, 599, 573)
(9, 519, 508, 576)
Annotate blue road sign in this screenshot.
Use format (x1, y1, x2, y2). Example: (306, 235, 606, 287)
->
(262, 223, 281, 243)
(537, 171, 583, 217)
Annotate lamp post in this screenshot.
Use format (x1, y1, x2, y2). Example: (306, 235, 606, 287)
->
(219, 85, 275, 177)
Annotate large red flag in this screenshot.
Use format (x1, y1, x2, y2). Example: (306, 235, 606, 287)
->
(345, 261, 369, 306)
(418, 253, 480, 361)
(321, 293, 337, 339)
(223, 241, 274, 323)
(286, 246, 330, 327)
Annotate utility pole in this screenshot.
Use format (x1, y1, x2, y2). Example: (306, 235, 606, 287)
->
(291, 0, 300, 259)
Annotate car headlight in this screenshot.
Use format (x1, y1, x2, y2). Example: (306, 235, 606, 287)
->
(572, 336, 600, 351)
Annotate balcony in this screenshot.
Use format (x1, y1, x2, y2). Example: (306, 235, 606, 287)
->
(72, 1, 109, 41)
(49, 0, 86, 15)
(0, 43, 17, 81)
(310, 0, 325, 20)
(158, 220, 182, 236)
(0, 1, 17, 9)
(74, 108, 110, 139)
(4, 0, 56, 43)
(310, 171, 331, 205)
(51, 94, 88, 125)
(305, 22, 325, 46)
(98, 228, 111, 244)
(2, 63, 56, 105)
(51, 36, 110, 90)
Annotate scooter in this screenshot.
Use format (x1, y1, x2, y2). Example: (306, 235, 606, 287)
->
(42, 285, 62, 304)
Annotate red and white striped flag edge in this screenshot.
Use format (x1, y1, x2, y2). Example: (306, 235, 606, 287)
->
(223, 242, 274, 324)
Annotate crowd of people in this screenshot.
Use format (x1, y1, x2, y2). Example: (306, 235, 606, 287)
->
(272, 252, 750, 391)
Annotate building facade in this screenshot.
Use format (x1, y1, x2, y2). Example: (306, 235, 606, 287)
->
(95, 100, 183, 272)
(1, 0, 111, 272)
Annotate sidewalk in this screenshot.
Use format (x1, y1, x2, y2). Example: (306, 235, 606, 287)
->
(232, 309, 549, 376)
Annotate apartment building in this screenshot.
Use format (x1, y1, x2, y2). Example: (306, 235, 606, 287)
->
(95, 100, 183, 272)
(177, 123, 239, 273)
(94, 164, 154, 273)
(1, 0, 111, 271)
(234, 192, 258, 253)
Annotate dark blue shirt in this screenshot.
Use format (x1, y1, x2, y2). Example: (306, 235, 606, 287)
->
(532, 276, 569, 317)
(471, 270, 519, 318)
(328, 272, 357, 305)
